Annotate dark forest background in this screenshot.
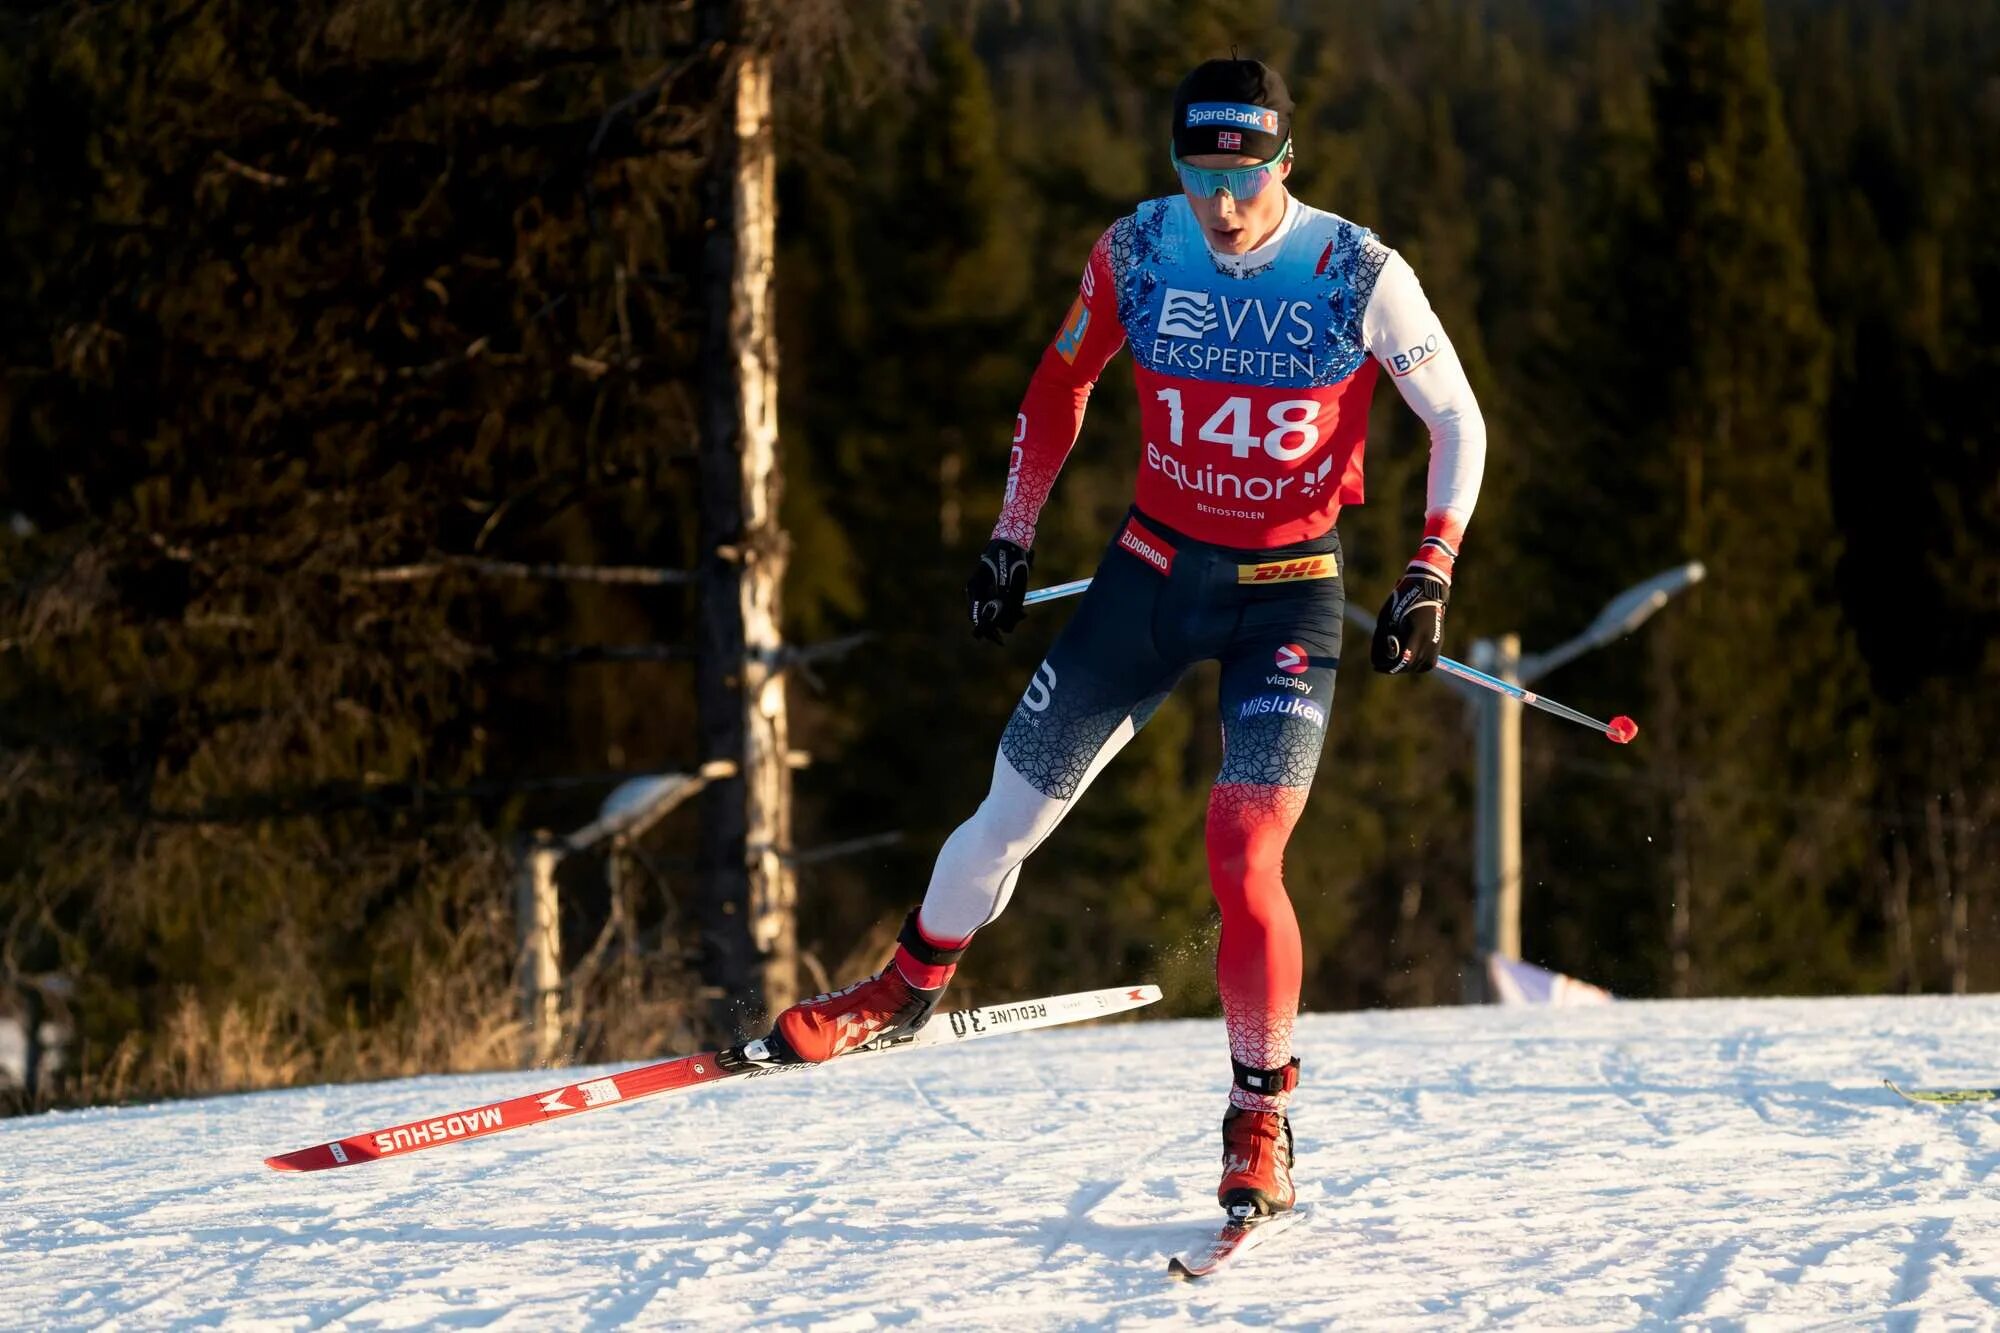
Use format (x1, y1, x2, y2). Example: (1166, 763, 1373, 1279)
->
(2, 0, 1994, 1109)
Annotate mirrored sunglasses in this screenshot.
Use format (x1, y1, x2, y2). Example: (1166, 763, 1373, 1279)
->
(1170, 139, 1291, 202)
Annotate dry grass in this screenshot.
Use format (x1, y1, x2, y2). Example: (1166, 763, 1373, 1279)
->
(31, 858, 700, 1114)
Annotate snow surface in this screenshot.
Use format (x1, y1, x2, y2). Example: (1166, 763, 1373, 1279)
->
(5, 995, 2000, 1329)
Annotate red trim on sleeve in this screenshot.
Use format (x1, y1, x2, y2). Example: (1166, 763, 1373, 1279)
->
(1411, 513, 1466, 579)
(993, 231, 1126, 548)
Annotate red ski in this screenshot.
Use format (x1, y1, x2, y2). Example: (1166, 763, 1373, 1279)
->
(1168, 1203, 1313, 1280)
(266, 983, 1160, 1172)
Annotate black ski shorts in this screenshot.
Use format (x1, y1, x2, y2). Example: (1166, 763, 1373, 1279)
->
(999, 507, 1344, 801)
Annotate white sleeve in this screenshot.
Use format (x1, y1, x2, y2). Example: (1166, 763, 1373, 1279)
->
(1361, 249, 1486, 557)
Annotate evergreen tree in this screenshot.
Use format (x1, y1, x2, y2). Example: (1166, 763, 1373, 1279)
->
(1639, 0, 1872, 994)
(0, 0, 709, 1102)
(5, 0, 1997, 1110)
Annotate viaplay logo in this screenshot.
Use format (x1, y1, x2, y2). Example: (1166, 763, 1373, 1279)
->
(1274, 643, 1310, 675)
(1185, 102, 1281, 134)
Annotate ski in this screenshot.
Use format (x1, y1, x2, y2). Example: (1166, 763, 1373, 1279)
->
(1167, 1203, 1312, 1280)
(1884, 1079, 2000, 1105)
(266, 983, 1161, 1172)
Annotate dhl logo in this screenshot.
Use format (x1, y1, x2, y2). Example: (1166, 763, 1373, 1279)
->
(1238, 555, 1337, 585)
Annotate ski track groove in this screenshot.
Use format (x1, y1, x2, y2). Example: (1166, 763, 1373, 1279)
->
(1031, 1123, 1207, 1268)
(8, 997, 2000, 1328)
(1941, 1106, 2000, 1185)
(1027, 1058, 1093, 1115)
(1596, 1046, 1676, 1140)
(1889, 1215, 1955, 1309)
(905, 1075, 995, 1142)
(1649, 1236, 1746, 1323)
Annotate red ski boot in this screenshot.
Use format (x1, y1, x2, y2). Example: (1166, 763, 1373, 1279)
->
(766, 911, 965, 1063)
(1218, 1057, 1300, 1217)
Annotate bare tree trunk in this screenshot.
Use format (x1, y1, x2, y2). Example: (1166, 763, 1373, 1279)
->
(939, 449, 962, 547)
(1945, 789, 1971, 996)
(1669, 784, 1696, 999)
(1654, 633, 1695, 999)
(22, 985, 45, 1106)
(1884, 831, 1915, 994)
(696, 0, 796, 1037)
(1969, 785, 2000, 994)
(1389, 877, 1425, 1007)
(1925, 794, 1962, 996)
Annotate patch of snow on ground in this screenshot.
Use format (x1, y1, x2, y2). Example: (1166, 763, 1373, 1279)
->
(4, 995, 2000, 1329)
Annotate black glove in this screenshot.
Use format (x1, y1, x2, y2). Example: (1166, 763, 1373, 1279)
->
(967, 538, 1033, 645)
(1371, 566, 1450, 674)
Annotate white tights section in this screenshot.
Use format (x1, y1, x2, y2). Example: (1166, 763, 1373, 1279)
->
(918, 714, 1140, 944)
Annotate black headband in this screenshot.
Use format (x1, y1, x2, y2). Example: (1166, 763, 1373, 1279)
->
(1172, 58, 1294, 159)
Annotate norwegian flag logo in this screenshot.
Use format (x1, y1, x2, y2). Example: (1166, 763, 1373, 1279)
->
(1216, 130, 1242, 150)
(1274, 644, 1310, 675)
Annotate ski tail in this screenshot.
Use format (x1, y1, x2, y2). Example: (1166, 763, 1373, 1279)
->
(266, 984, 1161, 1172)
(1884, 1079, 2000, 1105)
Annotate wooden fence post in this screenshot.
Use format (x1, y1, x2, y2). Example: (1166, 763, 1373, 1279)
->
(517, 838, 563, 1067)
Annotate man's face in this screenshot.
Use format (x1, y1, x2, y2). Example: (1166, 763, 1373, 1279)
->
(1180, 152, 1293, 254)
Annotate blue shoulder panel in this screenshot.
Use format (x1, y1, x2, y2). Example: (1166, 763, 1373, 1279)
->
(1106, 197, 1390, 390)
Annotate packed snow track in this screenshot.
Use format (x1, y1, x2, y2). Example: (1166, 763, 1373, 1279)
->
(5, 995, 1998, 1328)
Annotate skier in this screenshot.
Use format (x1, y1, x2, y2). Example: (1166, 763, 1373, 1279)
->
(764, 58, 1485, 1219)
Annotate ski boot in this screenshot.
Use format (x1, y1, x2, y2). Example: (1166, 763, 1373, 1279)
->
(764, 910, 965, 1064)
(1218, 1056, 1300, 1218)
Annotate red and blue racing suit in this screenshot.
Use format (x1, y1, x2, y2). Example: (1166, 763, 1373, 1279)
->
(920, 192, 1485, 1106)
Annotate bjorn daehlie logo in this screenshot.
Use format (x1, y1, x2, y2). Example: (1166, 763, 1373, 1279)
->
(1022, 660, 1058, 713)
(1274, 643, 1310, 675)
(1159, 288, 1219, 340)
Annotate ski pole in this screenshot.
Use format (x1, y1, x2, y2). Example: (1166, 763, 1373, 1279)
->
(1022, 577, 1094, 606)
(1431, 656, 1638, 744)
(1021, 577, 1639, 745)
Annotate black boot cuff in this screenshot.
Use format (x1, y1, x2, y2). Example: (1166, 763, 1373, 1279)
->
(898, 909, 968, 966)
(1231, 1055, 1301, 1097)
